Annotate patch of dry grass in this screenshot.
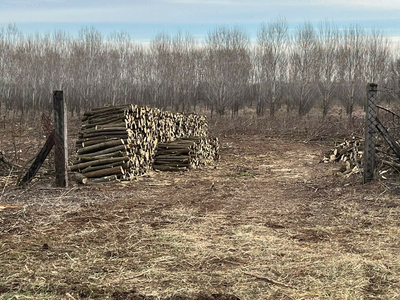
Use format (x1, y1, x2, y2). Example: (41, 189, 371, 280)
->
(1, 127, 400, 299)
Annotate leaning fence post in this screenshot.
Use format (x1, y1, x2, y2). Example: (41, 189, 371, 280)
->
(53, 91, 68, 187)
(363, 83, 378, 184)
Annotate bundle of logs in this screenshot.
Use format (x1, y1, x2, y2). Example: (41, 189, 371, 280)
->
(154, 137, 220, 172)
(322, 136, 400, 178)
(71, 105, 219, 183)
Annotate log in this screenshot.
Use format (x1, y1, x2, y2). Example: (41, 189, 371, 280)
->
(74, 173, 88, 184)
(87, 175, 119, 184)
(77, 139, 126, 155)
(156, 149, 191, 155)
(79, 130, 128, 139)
(84, 166, 124, 178)
(78, 151, 126, 162)
(153, 165, 188, 172)
(81, 161, 128, 173)
(70, 157, 129, 171)
(81, 144, 126, 157)
(153, 162, 190, 167)
(154, 155, 192, 160)
(76, 136, 120, 145)
(81, 138, 124, 148)
(80, 127, 128, 135)
(95, 122, 127, 130)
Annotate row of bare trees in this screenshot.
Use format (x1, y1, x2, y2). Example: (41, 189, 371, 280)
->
(0, 21, 397, 118)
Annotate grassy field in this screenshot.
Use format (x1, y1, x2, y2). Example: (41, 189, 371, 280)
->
(0, 112, 399, 299)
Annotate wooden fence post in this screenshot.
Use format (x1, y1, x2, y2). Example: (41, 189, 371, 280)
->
(53, 91, 68, 187)
(363, 83, 378, 184)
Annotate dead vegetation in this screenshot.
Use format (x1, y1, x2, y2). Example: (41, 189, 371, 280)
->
(0, 113, 400, 299)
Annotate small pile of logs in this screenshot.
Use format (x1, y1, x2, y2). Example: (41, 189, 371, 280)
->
(322, 136, 400, 178)
(71, 105, 218, 183)
(153, 137, 220, 172)
(321, 137, 364, 177)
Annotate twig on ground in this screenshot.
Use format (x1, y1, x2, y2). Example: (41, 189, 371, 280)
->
(243, 271, 297, 290)
(65, 292, 77, 300)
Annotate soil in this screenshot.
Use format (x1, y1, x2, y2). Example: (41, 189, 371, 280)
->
(0, 114, 399, 299)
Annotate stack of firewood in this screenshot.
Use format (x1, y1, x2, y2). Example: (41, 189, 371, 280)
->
(153, 137, 220, 172)
(71, 105, 217, 183)
(322, 136, 400, 178)
(72, 105, 131, 183)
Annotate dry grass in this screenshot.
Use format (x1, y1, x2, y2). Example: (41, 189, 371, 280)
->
(0, 112, 400, 299)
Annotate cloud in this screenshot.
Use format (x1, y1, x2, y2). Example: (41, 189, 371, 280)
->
(0, 0, 398, 37)
(0, 5, 158, 24)
(164, 0, 400, 8)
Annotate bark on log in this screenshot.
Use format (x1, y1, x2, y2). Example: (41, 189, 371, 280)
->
(81, 161, 128, 173)
(74, 173, 88, 184)
(70, 157, 128, 171)
(84, 166, 124, 178)
(78, 151, 126, 162)
(79, 130, 128, 139)
(82, 144, 126, 157)
(86, 175, 119, 184)
(153, 165, 188, 172)
(77, 139, 126, 155)
(80, 138, 124, 148)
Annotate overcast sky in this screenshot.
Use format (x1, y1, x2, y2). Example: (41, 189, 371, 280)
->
(0, 0, 399, 43)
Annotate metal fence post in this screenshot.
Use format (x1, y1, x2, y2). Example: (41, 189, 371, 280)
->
(363, 83, 378, 184)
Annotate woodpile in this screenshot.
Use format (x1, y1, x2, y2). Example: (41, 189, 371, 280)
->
(153, 137, 220, 172)
(322, 136, 400, 178)
(71, 105, 218, 183)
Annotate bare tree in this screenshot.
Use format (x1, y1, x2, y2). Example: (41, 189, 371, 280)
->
(364, 28, 390, 84)
(316, 21, 340, 119)
(170, 31, 198, 112)
(256, 17, 289, 117)
(289, 22, 319, 116)
(0, 21, 397, 121)
(337, 24, 366, 118)
(150, 33, 174, 109)
(202, 26, 251, 117)
(384, 56, 400, 105)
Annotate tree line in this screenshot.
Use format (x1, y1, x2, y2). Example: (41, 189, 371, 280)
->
(0, 20, 398, 119)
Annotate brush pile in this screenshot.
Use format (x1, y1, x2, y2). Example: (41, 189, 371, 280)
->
(71, 105, 219, 183)
(322, 136, 400, 178)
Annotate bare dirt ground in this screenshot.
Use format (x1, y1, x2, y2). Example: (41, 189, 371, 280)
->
(0, 114, 400, 299)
